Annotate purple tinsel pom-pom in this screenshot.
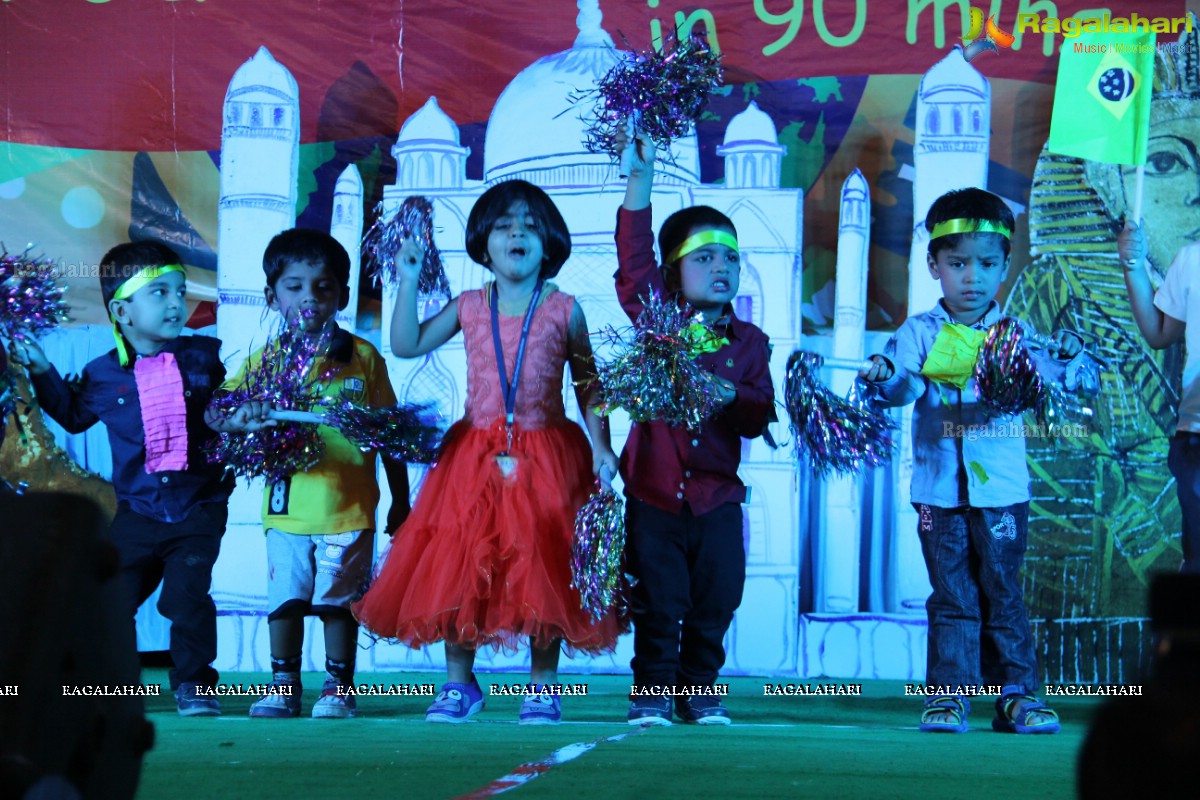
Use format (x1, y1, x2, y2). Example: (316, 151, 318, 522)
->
(784, 351, 896, 478)
(206, 317, 336, 484)
(322, 399, 443, 464)
(973, 318, 1045, 416)
(0, 248, 69, 341)
(361, 196, 450, 298)
(593, 292, 724, 430)
(580, 32, 723, 160)
(571, 486, 627, 622)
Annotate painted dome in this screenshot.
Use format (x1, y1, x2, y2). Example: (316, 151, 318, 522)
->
(484, 3, 699, 185)
(225, 46, 298, 103)
(722, 101, 778, 146)
(920, 46, 988, 102)
(396, 97, 462, 147)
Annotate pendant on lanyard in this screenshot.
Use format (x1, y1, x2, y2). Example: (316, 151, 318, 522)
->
(491, 279, 543, 480)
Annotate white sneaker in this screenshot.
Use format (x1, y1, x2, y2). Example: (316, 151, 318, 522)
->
(248, 674, 302, 718)
(311, 678, 357, 719)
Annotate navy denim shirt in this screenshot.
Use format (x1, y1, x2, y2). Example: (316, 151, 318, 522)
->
(31, 335, 234, 522)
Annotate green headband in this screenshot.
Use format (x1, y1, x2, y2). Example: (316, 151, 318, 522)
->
(929, 219, 1011, 241)
(666, 230, 739, 264)
(111, 264, 186, 366)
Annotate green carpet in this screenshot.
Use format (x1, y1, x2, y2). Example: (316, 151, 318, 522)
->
(136, 671, 1100, 799)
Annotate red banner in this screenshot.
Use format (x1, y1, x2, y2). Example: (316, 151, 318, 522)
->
(1, 0, 1185, 152)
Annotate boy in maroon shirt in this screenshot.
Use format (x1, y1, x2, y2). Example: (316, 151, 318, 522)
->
(615, 135, 775, 725)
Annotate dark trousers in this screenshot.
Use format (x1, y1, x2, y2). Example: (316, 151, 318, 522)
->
(110, 501, 226, 690)
(915, 502, 1038, 692)
(1168, 432, 1200, 574)
(625, 498, 745, 688)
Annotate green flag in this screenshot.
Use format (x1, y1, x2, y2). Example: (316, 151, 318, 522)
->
(1047, 28, 1156, 165)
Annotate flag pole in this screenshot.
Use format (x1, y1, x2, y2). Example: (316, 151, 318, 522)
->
(1132, 164, 1145, 225)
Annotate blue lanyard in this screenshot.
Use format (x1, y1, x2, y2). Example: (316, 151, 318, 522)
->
(491, 279, 544, 446)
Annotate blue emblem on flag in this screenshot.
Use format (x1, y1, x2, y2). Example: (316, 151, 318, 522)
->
(1097, 68, 1135, 103)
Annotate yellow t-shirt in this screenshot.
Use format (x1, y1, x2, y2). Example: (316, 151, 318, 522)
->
(224, 329, 397, 535)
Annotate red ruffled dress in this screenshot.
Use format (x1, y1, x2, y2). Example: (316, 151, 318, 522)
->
(354, 287, 624, 653)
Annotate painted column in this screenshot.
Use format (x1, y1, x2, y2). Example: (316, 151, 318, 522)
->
(894, 47, 990, 613)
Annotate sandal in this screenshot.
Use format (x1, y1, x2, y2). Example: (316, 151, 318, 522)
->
(992, 692, 1060, 734)
(919, 695, 969, 733)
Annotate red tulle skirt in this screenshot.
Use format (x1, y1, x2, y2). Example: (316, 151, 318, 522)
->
(353, 418, 625, 654)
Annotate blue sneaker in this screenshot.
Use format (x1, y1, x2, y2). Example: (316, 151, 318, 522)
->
(518, 686, 562, 725)
(175, 682, 220, 717)
(425, 679, 485, 723)
(249, 674, 302, 718)
(675, 694, 731, 725)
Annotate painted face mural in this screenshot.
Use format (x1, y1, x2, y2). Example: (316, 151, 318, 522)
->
(1004, 22, 1199, 665)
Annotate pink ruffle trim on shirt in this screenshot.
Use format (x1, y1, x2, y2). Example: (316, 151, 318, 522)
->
(134, 352, 189, 473)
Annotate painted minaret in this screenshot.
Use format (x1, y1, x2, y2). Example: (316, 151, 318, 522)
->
(815, 168, 870, 613)
(217, 46, 299, 363)
(329, 164, 364, 330)
(212, 48, 301, 673)
(894, 47, 990, 613)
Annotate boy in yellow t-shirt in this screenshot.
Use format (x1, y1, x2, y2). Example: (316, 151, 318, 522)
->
(211, 229, 408, 719)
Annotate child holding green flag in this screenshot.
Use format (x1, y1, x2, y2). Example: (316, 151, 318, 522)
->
(860, 188, 1082, 734)
(1119, 222, 1199, 573)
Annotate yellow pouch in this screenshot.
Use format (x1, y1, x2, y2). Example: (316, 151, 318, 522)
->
(920, 323, 986, 389)
(683, 322, 729, 356)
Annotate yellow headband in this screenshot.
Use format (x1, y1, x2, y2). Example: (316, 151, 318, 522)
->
(929, 219, 1011, 241)
(666, 230, 739, 264)
(111, 264, 186, 366)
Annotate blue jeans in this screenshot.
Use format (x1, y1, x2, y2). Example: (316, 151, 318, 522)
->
(915, 502, 1038, 692)
(1168, 432, 1200, 574)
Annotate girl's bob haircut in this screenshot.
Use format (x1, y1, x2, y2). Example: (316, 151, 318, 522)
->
(465, 179, 572, 279)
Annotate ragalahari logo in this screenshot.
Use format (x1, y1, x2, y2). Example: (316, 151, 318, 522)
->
(962, 7, 1015, 62)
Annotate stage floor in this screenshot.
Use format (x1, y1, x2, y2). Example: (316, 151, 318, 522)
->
(133, 671, 1106, 799)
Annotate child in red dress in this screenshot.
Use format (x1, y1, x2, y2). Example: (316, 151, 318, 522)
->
(354, 180, 622, 724)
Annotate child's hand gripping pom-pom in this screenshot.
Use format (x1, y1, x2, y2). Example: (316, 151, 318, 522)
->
(784, 351, 896, 478)
(361, 196, 450, 298)
(571, 477, 627, 622)
(321, 399, 443, 464)
(593, 291, 725, 429)
(206, 316, 337, 484)
(1, 247, 69, 341)
(974, 319, 1105, 438)
(578, 31, 723, 165)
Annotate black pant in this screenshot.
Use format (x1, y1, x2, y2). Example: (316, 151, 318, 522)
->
(625, 498, 745, 688)
(110, 501, 226, 690)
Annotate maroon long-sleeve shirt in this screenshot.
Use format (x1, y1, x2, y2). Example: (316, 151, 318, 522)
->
(614, 206, 775, 516)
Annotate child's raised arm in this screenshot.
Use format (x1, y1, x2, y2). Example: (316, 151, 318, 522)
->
(1120, 220, 1186, 349)
(390, 237, 461, 357)
(613, 133, 665, 324)
(566, 301, 619, 482)
(616, 128, 655, 213)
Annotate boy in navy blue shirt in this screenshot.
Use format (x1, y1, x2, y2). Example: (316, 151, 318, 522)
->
(11, 241, 236, 716)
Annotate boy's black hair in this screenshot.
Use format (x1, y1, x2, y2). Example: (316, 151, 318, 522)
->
(465, 180, 571, 278)
(925, 187, 1015, 260)
(100, 241, 185, 309)
(263, 228, 352, 310)
(657, 205, 737, 294)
